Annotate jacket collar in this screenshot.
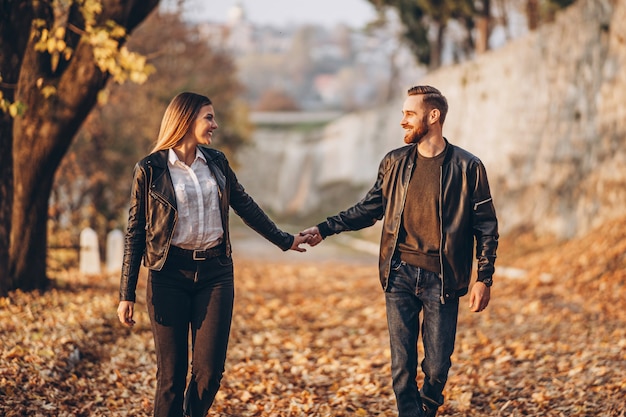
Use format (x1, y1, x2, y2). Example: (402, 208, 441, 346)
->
(148, 146, 219, 166)
(405, 138, 452, 162)
(167, 147, 208, 167)
(146, 147, 226, 198)
(147, 149, 169, 169)
(442, 138, 453, 164)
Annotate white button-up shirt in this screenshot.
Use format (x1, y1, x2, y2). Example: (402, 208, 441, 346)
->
(168, 148, 223, 250)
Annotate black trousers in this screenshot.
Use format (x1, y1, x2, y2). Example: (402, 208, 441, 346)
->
(147, 252, 234, 417)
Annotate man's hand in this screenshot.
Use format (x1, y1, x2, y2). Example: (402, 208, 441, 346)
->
(117, 301, 136, 327)
(300, 226, 323, 246)
(469, 281, 490, 312)
(290, 233, 313, 252)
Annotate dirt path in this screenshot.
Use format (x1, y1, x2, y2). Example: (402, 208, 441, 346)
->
(1, 221, 624, 416)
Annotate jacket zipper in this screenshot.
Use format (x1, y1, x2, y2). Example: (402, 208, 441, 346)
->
(205, 155, 229, 257)
(148, 171, 177, 269)
(438, 166, 446, 305)
(474, 197, 492, 210)
(385, 159, 413, 291)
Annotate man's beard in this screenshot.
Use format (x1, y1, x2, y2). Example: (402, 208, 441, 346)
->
(403, 115, 430, 144)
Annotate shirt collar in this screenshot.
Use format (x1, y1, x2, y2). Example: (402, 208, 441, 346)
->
(167, 147, 207, 166)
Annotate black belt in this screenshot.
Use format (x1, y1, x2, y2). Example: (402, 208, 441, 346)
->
(169, 244, 225, 261)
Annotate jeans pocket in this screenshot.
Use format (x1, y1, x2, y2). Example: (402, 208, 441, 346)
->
(216, 254, 233, 267)
(386, 259, 407, 293)
(391, 257, 404, 271)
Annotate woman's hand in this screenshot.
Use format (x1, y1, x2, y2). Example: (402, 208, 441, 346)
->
(290, 233, 313, 252)
(117, 301, 136, 327)
(300, 226, 323, 246)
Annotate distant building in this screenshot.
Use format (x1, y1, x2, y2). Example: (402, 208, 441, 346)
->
(194, 2, 421, 111)
(314, 74, 341, 106)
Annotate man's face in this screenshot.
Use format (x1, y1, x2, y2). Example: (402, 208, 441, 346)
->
(401, 95, 430, 145)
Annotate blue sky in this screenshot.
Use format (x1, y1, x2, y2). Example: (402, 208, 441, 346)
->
(178, 0, 378, 27)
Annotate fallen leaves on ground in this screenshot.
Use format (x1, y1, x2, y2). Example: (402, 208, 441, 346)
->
(1, 218, 625, 416)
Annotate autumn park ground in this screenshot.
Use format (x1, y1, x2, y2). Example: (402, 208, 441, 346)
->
(1, 219, 625, 417)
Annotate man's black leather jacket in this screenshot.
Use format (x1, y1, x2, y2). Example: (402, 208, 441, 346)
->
(120, 146, 294, 302)
(317, 141, 498, 302)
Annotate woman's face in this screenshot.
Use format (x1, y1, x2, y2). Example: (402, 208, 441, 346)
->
(190, 104, 218, 145)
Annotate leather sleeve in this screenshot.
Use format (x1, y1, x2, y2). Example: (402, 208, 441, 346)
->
(119, 163, 147, 302)
(470, 159, 499, 283)
(318, 156, 387, 238)
(225, 158, 294, 251)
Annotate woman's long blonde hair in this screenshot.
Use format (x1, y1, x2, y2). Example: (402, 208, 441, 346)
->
(151, 92, 212, 153)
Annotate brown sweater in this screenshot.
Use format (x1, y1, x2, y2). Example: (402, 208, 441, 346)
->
(397, 146, 446, 274)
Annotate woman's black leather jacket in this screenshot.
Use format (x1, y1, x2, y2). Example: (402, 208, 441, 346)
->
(317, 141, 498, 302)
(120, 146, 294, 302)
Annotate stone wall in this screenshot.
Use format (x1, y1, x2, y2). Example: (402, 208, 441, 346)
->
(237, 0, 626, 238)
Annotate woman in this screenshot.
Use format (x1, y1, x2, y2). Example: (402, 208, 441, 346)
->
(117, 92, 311, 417)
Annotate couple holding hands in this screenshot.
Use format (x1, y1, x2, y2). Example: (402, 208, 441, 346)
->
(118, 86, 498, 417)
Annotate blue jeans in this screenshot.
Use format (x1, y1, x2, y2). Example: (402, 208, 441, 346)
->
(147, 253, 234, 417)
(385, 258, 459, 417)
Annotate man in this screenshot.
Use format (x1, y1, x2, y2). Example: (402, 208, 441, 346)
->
(301, 85, 498, 417)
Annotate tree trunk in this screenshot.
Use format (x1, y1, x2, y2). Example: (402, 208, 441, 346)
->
(1, 0, 159, 294)
(11, 36, 108, 289)
(475, 0, 491, 54)
(0, 116, 13, 294)
(526, 0, 540, 30)
(429, 24, 445, 70)
(0, 1, 35, 294)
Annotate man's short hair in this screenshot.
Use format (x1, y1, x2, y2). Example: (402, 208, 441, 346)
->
(407, 85, 448, 125)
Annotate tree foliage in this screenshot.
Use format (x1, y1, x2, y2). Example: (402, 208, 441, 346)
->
(0, 0, 158, 295)
(367, 0, 475, 68)
(366, 0, 577, 68)
(526, 0, 576, 30)
(254, 89, 301, 112)
(50, 11, 248, 255)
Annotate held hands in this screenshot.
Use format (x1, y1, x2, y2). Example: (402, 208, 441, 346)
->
(289, 226, 323, 252)
(299, 226, 323, 246)
(290, 232, 314, 252)
(290, 226, 322, 252)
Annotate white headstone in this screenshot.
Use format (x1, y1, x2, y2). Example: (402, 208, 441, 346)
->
(106, 229, 124, 274)
(79, 227, 101, 275)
